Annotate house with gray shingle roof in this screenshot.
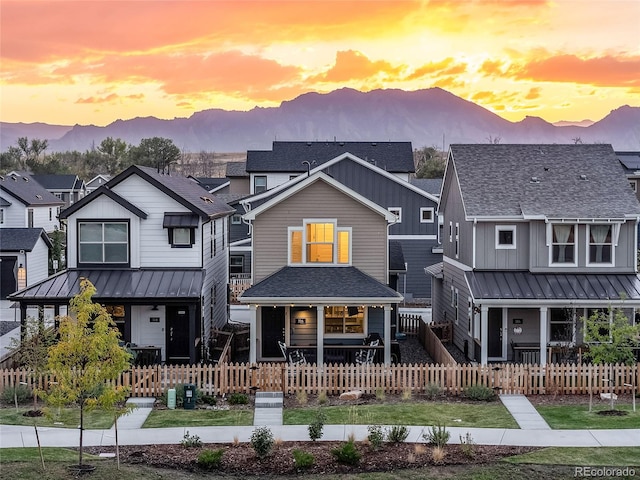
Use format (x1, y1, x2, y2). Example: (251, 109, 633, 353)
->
(30, 174, 86, 208)
(10, 165, 234, 365)
(427, 144, 640, 365)
(239, 171, 402, 364)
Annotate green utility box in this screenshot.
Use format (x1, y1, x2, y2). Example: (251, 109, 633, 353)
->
(183, 384, 196, 410)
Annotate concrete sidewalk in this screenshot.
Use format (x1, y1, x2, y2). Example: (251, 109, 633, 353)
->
(499, 394, 551, 430)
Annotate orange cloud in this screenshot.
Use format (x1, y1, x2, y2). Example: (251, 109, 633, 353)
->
(524, 87, 541, 100)
(312, 50, 404, 83)
(479, 59, 508, 77)
(76, 93, 144, 105)
(406, 58, 467, 80)
(511, 54, 640, 87)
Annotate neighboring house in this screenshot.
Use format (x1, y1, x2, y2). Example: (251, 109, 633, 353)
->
(617, 151, 640, 247)
(237, 144, 440, 301)
(190, 176, 230, 194)
(246, 141, 415, 194)
(0, 228, 52, 324)
(30, 174, 86, 208)
(239, 171, 403, 364)
(226, 161, 250, 195)
(0, 172, 64, 233)
(85, 174, 112, 194)
(10, 165, 234, 364)
(427, 144, 640, 366)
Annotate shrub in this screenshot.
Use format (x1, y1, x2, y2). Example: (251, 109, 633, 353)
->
(317, 390, 328, 405)
(1, 384, 32, 405)
(431, 445, 446, 464)
(180, 430, 202, 448)
(331, 440, 361, 465)
(459, 432, 476, 458)
(367, 425, 385, 450)
(292, 449, 314, 470)
(296, 389, 308, 405)
(386, 425, 409, 443)
(423, 423, 450, 448)
(197, 449, 224, 470)
(200, 394, 217, 406)
(423, 382, 443, 400)
(250, 426, 274, 459)
(308, 409, 326, 441)
(375, 387, 386, 401)
(464, 384, 496, 401)
(228, 393, 249, 405)
(401, 388, 412, 401)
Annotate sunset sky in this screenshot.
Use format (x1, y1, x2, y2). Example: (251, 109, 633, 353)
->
(1, 0, 639, 126)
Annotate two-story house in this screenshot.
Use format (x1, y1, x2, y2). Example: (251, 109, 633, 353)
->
(428, 144, 640, 366)
(237, 142, 440, 302)
(30, 174, 86, 209)
(10, 165, 234, 364)
(239, 171, 403, 364)
(617, 151, 640, 247)
(85, 174, 112, 194)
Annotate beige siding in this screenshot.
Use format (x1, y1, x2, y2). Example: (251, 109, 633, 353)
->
(252, 180, 388, 283)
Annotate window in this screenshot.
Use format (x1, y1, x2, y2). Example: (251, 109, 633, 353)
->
(254, 175, 267, 194)
(171, 227, 192, 246)
(496, 225, 516, 249)
(213, 220, 217, 255)
(454, 289, 459, 325)
(420, 207, 435, 223)
(588, 224, 613, 264)
(289, 220, 351, 265)
(584, 308, 612, 343)
(230, 255, 244, 274)
(388, 207, 402, 223)
(0, 208, 3, 224)
(448, 221, 453, 243)
(550, 308, 574, 344)
(79, 222, 128, 264)
(324, 306, 365, 335)
(49, 208, 52, 221)
(467, 297, 473, 336)
(28, 208, 34, 228)
(631, 180, 637, 192)
(455, 223, 459, 258)
(231, 214, 242, 225)
(551, 224, 575, 264)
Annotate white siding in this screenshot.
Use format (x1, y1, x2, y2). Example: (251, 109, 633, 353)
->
(26, 239, 50, 286)
(0, 192, 58, 232)
(251, 173, 294, 193)
(130, 305, 166, 362)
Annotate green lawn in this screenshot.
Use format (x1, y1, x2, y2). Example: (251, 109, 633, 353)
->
(536, 404, 640, 429)
(284, 402, 519, 428)
(142, 408, 253, 428)
(0, 407, 115, 429)
(506, 446, 640, 466)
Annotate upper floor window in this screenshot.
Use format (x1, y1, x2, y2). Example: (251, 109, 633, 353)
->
(551, 224, 575, 265)
(388, 207, 402, 223)
(231, 214, 242, 225)
(230, 255, 244, 274)
(496, 225, 516, 249)
(630, 180, 637, 193)
(171, 227, 192, 247)
(289, 220, 351, 265)
(27, 208, 34, 228)
(420, 207, 435, 223)
(0, 208, 4, 224)
(588, 224, 613, 264)
(455, 223, 460, 258)
(254, 175, 267, 194)
(79, 221, 128, 264)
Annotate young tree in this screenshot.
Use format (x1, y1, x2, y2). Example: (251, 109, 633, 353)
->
(582, 307, 640, 409)
(42, 279, 131, 469)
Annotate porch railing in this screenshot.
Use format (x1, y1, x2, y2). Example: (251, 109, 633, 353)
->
(229, 274, 251, 304)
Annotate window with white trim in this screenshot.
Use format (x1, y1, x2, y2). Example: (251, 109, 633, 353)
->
(0, 208, 4, 224)
(420, 207, 435, 223)
(454, 288, 459, 325)
(324, 306, 365, 335)
(551, 224, 576, 264)
(254, 175, 267, 194)
(630, 180, 637, 192)
(231, 214, 242, 225)
(79, 221, 128, 264)
(588, 224, 613, 264)
(455, 222, 460, 259)
(289, 220, 351, 265)
(496, 225, 516, 249)
(549, 308, 574, 344)
(388, 207, 402, 223)
(448, 221, 453, 243)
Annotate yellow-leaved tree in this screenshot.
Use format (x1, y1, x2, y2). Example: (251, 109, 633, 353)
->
(42, 279, 131, 470)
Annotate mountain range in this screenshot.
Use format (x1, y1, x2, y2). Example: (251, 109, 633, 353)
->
(2, 88, 639, 152)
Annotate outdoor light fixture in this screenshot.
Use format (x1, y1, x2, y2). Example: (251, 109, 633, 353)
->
(17, 264, 26, 290)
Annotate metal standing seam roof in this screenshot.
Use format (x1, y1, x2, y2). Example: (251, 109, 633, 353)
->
(450, 144, 640, 219)
(240, 266, 403, 301)
(163, 213, 200, 228)
(465, 271, 640, 303)
(617, 151, 640, 173)
(9, 269, 205, 301)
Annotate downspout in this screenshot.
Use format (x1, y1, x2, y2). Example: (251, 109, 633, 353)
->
(472, 218, 477, 269)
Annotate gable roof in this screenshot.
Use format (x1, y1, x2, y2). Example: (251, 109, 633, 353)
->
(226, 161, 248, 178)
(617, 151, 640, 174)
(30, 174, 84, 190)
(246, 141, 415, 173)
(242, 171, 397, 222)
(0, 228, 52, 251)
(86, 174, 112, 187)
(191, 177, 229, 192)
(61, 165, 234, 220)
(59, 185, 147, 219)
(449, 144, 640, 220)
(410, 178, 443, 196)
(0, 173, 65, 207)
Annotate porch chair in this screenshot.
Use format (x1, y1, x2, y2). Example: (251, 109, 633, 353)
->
(278, 340, 307, 365)
(355, 339, 379, 365)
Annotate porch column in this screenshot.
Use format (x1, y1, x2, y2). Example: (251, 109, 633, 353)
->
(480, 305, 489, 365)
(539, 306, 548, 367)
(188, 305, 196, 364)
(249, 305, 257, 363)
(384, 305, 392, 364)
(316, 305, 325, 366)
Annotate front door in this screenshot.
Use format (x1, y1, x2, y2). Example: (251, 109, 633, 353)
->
(487, 308, 504, 359)
(261, 307, 285, 358)
(166, 306, 190, 364)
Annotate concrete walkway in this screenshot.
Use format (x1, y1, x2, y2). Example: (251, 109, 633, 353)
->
(499, 394, 551, 430)
(253, 391, 283, 426)
(2, 394, 639, 449)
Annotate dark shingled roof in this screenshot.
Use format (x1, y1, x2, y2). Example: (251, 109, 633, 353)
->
(450, 144, 640, 219)
(389, 241, 406, 272)
(466, 271, 640, 302)
(9, 268, 204, 301)
(410, 178, 443, 196)
(193, 177, 228, 191)
(240, 266, 402, 301)
(0, 174, 65, 207)
(226, 161, 248, 177)
(0, 228, 52, 251)
(247, 141, 414, 173)
(31, 174, 83, 190)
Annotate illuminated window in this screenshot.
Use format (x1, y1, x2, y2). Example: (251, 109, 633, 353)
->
(306, 223, 334, 263)
(324, 306, 365, 335)
(289, 221, 350, 265)
(290, 228, 302, 263)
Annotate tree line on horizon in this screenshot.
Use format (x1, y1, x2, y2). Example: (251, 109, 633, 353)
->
(0, 136, 447, 181)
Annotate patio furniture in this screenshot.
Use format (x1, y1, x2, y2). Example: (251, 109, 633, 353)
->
(278, 341, 307, 365)
(355, 339, 379, 365)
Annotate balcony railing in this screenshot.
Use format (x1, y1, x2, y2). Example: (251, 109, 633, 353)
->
(230, 274, 251, 304)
